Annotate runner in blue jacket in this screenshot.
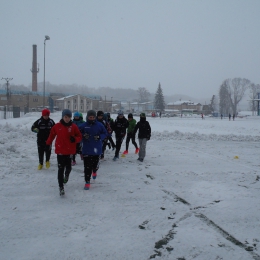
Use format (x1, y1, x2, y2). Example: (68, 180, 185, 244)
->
(79, 110, 108, 190)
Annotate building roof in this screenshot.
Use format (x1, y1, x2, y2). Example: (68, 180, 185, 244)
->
(167, 100, 201, 105)
(56, 94, 102, 101)
(56, 95, 76, 101)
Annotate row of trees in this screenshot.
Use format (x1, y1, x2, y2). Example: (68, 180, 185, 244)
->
(218, 78, 260, 115)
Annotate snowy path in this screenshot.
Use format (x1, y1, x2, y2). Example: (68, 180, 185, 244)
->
(1, 115, 260, 259)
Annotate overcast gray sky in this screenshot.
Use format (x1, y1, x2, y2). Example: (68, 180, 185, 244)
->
(1, 0, 260, 98)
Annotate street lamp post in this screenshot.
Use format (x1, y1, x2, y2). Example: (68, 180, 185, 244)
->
(1, 77, 13, 119)
(43, 35, 50, 108)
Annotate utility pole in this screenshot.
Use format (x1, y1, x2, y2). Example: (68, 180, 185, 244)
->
(105, 95, 106, 112)
(1, 77, 13, 119)
(43, 35, 50, 108)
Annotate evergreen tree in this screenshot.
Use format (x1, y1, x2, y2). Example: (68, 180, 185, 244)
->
(219, 80, 231, 116)
(154, 82, 165, 111)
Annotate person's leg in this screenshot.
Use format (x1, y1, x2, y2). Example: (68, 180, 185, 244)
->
(83, 155, 93, 183)
(101, 139, 108, 159)
(138, 138, 147, 160)
(92, 155, 100, 179)
(115, 136, 124, 157)
(125, 134, 131, 151)
(108, 136, 116, 149)
(64, 155, 72, 182)
(57, 155, 65, 188)
(38, 144, 45, 165)
(131, 134, 138, 149)
(45, 143, 52, 162)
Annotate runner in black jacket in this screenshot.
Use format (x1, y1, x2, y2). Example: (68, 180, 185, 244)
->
(31, 109, 55, 169)
(112, 111, 129, 160)
(134, 113, 151, 162)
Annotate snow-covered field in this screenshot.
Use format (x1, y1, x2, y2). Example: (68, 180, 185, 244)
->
(0, 112, 260, 260)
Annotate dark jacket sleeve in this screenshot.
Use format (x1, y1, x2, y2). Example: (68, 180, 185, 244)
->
(31, 119, 39, 132)
(146, 122, 151, 139)
(133, 122, 139, 135)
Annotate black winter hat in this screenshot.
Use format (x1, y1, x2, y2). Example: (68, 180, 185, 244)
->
(97, 110, 104, 117)
(87, 110, 96, 118)
(128, 113, 133, 118)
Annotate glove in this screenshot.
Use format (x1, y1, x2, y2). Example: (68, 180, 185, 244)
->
(33, 128, 39, 133)
(83, 133, 89, 140)
(94, 135, 100, 141)
(45, 144, 51, 151)
(70, 136, 75, 143)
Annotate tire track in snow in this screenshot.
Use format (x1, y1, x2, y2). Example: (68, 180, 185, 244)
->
(148, 189, 260, 259)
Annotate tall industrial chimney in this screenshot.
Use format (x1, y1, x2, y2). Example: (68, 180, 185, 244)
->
(31, 44, 39, 92)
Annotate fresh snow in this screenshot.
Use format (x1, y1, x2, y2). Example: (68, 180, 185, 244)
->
(0, 113, 260, 260)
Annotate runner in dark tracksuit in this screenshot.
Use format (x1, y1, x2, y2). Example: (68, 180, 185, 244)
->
(112, 111, 129, 160)
(71, 111, 85, 165)
(106, 112, 116, 150)
(134, 113, 151, 162)
(31, 108, 55, 169)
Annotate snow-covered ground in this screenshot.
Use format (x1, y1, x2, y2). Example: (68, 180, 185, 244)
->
(0, 112, 260, 260)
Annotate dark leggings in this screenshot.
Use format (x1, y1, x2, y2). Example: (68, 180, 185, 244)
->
(83, 155, 100, 182)
(108, 136, 115, 148)
(125, 133, 138, 151)
(72, 143, 82, 162)
(57, 155, 72, 188)
(37, 144, 51, 165)
(115, 136, 125, 157)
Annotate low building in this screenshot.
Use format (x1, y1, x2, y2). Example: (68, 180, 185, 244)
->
(166, 100, 202, 113)
(56, 94, 111, 113)
(0, 90, 111, 113)
(0, 89, 52, 112)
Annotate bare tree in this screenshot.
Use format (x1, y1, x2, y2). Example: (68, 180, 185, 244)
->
(137, 87, 150, 102)
(248, 83, 260, 115)
(221, 78, 250, 115)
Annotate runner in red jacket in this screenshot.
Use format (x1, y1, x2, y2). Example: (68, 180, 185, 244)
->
(46, 109, 82, 196)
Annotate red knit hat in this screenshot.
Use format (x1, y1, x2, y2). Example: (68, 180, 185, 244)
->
(42, 108, 50, 116)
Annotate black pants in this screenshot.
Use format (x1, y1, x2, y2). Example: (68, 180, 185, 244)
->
(57, 155, 72, 188)
(125, 133, 138, 151)
(83, 155, 100, 183)
(38, 143, 51, 165)
(115, 135, 125, 157)
(108, 136, 115, 148)
(101, 139, 108, 159)
(72, 143, 82, 162)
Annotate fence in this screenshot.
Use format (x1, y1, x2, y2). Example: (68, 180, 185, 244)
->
(0, 106, 27, 120)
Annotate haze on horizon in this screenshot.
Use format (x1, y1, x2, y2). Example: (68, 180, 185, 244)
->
(1, 0, 260, 99)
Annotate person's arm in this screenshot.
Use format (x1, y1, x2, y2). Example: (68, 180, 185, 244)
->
(133, 122, 139, 135)
(31, 119, 39, 133)
(99, 124, 108, 141)
(146, 122, 151, 140)
(46, 125, 57, 145)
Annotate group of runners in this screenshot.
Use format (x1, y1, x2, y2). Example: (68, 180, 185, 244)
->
(31, 109, 151, 195)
